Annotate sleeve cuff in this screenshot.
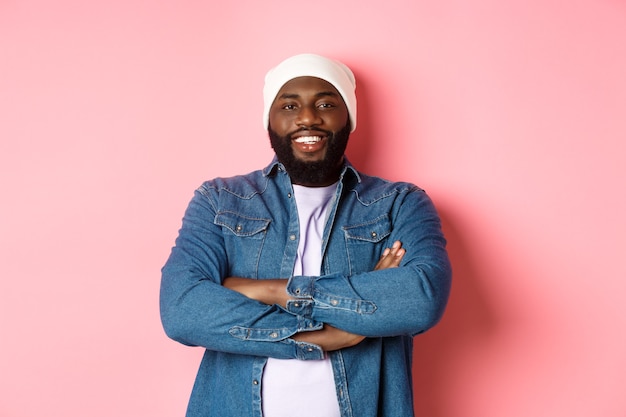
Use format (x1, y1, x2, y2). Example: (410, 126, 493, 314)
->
(286, 275, 377, 315)
(294, 341, 325, 360)
(286, 275, 315, 298)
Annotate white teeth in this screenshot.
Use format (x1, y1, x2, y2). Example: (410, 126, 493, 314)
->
(294, 136, 322, 144)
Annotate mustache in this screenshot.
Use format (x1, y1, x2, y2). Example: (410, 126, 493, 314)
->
(287, 127, 333, 139)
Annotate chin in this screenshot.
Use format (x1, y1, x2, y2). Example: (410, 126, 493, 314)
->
(268, 123, 351, 186)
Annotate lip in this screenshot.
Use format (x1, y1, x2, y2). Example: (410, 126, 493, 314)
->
(289, 130, 328, 155)
(293, 135, 324, 145)
(290, 129, 329, 140)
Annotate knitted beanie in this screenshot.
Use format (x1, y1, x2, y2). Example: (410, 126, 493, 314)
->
(262, 53, 357, 132)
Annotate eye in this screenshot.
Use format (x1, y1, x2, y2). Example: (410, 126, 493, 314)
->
(281, 103, 298, 111)
(317, 102, 335, 109)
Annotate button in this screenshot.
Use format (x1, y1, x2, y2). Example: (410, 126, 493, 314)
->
(236, 225, 242, 232)
(287, 193, 292, 198)
(293, 302, 300, 307)
(270, 332, 278, 338)
(289, 235, 296, 241)
(307, 347, 314, 352)
(331, 299, 338, 306)
(253, 380, 259, 385)
(371, 231, 377, 238)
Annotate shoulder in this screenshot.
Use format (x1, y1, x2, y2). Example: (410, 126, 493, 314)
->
(349, 170, 425, 205)
(196, 169, 271, 200)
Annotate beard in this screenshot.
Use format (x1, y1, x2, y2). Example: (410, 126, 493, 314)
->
(268, 123, 351, 186)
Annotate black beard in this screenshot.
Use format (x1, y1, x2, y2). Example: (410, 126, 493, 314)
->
(268, 123, 351, 186)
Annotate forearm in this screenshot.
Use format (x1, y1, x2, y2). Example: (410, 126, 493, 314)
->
(292, 324, 365, 351)
(222, 277, 290, 306)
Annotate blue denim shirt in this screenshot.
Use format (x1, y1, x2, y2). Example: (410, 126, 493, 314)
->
(160, 158, 452, 417)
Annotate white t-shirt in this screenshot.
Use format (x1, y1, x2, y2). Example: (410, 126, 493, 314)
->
(262, 183, 341, 417)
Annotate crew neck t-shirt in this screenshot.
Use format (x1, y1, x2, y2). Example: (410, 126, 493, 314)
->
(261, 183, 340, 417)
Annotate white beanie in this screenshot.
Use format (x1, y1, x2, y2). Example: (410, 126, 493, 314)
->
(263, 53, 357, 132)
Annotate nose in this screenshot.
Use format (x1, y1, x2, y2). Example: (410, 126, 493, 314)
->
(296, 105, 322, 128)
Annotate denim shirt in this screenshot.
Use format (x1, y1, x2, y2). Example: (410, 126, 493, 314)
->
(160, 158, 452, 417)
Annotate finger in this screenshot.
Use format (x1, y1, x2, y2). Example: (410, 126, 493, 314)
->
(374, 241, 407, 270)
(384, 246, 406, 267)
(376, 251, 402, 270)
(386, 241, 402, 258)
(374, 251, 387, 270)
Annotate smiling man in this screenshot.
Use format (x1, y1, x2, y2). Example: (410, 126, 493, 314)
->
(160, 54, 452, 417)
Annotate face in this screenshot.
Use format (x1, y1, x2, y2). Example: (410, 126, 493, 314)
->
(268, 76, 351, 187)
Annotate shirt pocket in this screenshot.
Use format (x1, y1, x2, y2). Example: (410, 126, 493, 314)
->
(342, 214, 391, 275)
(215, 211, 271, 278)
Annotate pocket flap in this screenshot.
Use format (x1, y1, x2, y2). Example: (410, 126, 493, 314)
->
(343, 215, 391, 243)
(215, 211, 270, 236)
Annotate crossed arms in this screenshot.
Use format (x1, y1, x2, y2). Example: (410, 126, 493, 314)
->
(223, 241, 406, 351)
(160, 184, 451, 359)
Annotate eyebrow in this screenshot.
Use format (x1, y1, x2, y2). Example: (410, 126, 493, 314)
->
(277, 91, 340, 100)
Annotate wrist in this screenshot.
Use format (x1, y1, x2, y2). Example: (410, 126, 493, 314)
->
(266, 279, 289, 306)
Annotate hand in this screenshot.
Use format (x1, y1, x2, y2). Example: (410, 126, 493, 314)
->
(374, 240, 405, 270)
(292, 324, 365, 351)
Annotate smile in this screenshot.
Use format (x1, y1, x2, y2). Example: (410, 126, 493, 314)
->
(293, 136, 323, 145)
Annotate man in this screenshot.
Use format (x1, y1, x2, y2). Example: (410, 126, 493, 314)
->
(160, 53, 452, 417)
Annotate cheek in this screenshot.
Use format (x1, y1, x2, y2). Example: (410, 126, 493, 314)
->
(328, 110, 349, 131)
(269, 113, 292, 134)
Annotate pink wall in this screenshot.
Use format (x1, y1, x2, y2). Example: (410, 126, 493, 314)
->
(1, 1, 625, 416)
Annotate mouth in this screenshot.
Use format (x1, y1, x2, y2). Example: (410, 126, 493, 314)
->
(289, 131, 329, 156)
(290, 129, 329, 143)
(293, 135, 324, 145)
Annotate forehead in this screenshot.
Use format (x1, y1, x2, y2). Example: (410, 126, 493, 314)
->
(275, 76, 341, 98)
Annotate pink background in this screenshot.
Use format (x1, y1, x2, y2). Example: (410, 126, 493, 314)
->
(1, 1, 625, 416)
